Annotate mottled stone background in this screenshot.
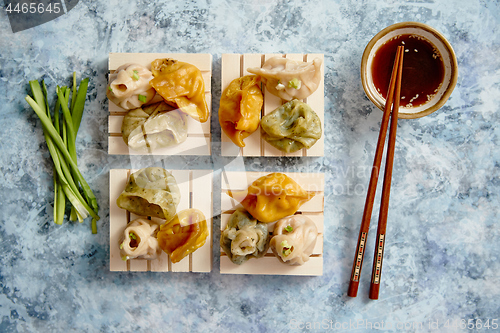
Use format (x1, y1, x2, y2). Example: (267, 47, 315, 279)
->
(0, 0, 499, 332)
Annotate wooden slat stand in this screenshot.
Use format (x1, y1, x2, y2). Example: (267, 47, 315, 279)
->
(220, 171, 324, 276)
(108, 53, 212, 156)
(110, 169, 213, 273)
(221, 53, 325, 157)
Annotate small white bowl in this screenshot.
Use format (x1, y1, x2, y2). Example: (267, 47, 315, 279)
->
(361, 22, 458, 119)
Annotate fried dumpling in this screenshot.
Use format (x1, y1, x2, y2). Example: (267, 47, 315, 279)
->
(260, 99, 322, 153)
(150, 58, 209, 123)
(229, 173, 315, 223)
(116, 167, 180, 221)
(220, 208, 269, 265)
(121, 102, 188, 153)
(156, 209, 208, 263)
(107, 63, 156, 110)
(247, 57, 322, 101)
(219, 75, 263, 147)
(119, 218, 162, 261)
(270, 215, 318, 265)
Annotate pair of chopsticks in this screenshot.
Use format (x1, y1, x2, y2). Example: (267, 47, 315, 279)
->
(348, 45, 404, 300)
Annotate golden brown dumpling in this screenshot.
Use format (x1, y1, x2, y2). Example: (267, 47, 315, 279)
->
(156, 209, 208, 263)
(229, 173, 315, 223)
(150, 58, 209, 123)
(219, 75, 263, 147)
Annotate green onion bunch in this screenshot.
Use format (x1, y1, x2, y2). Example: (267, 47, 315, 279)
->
(25, 73, 100, 233)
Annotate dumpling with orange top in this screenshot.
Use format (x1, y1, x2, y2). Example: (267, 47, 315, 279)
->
(229, 173, 315, 223)
(219, 75, 263, 147)
(156, 208, 209, 263)
(149, 58, 209, 123)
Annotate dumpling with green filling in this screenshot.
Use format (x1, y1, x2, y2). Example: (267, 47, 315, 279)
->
(121, 102, 188, 153)
(260, 99, 322, 153)
(270, 215, 318, 265)
(116, 167, 180, 221)
(107, 63, 156, 110)
(247, 57, 322, 101)
(220, 208, 269, 265)
(119, 218, 162, 261)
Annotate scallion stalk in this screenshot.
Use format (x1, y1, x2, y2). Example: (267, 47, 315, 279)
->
(25, 77, 100, 232)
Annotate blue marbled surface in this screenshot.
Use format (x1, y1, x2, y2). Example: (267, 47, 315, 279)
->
(1, 0, 499, 332)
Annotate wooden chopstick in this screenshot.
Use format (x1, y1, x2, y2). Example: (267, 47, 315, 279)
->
(369, 45, 404, 300)
(347, 46, 404, 298)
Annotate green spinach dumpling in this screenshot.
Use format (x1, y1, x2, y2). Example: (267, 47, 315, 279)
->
(121, 102, 188, 153)
(261, 99, 322, 153)
(220, 209, 269, 265)
(116, 167, 180, 221)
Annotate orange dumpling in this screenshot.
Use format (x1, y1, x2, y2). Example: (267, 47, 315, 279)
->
(150, 58, 209, 123)
(219, 75, 263, 147)
(229, 173, 315, 223)
(156, 209, 208, 263)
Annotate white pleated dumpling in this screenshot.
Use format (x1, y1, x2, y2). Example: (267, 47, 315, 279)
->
(270, 215, 318, 265)
(119, 218, 162, 260)
(122, 102, 188, 153)
(107, 63, 156, 110)
(247, 57, 322, 101)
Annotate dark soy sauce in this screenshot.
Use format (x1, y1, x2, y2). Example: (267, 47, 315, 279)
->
(372, 34, 445, 108)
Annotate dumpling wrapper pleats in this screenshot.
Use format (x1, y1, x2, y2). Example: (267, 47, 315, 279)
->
(121, 102, 188, 153)
(270, 215, 318, 265)
(229, 173, 315, 223)
(150, 58, 209, 123)
(116, 167, 181, 221)
(247, 57, 322, 101)
(156, 209, 209, 263)
(119, 218, 162, 260)
(219, 75, 263, 147)
(107, 63, 156, 110)
(260, 99, 322, 153)
(220, 208, 269, 265)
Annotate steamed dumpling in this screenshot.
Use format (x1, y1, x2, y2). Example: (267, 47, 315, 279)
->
(270, 215, 318, 265)
(157, 209, 209, 263)
(121, 102, 188, 153)
(107, 63, 156, 110)
(260, 99, 322, 153)
(247, 57, 322, 101)
(150, 58, 209, 123)
(220, 209, 269, 265)
(229, 173, 315, 223)
(116, 167, 180, 221)
(219, 75, 263, 147)
(119, 218, 162, 260)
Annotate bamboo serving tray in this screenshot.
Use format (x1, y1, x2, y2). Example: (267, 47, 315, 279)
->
(108, 53, 212, 156)
(220, 53, 325, 157)
(109, 169, 213, 272)
(220, 171, 324, 275)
